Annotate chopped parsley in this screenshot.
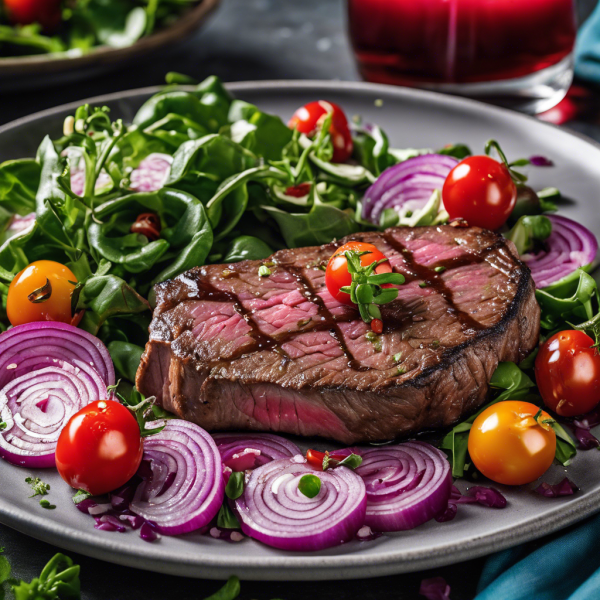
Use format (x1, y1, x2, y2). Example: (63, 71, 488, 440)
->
(393, 352, 403, 363)
(25, 477, 50, 498)
(419, 281, 428, 288)
(434, 266, 446, 273)
(397, 367, 406, 376)
(39, 499, 56, 510)
(72, 489, 92, 505)
(258, 265, 272, 277)
(0, 421, 6, 431)
(365, 330, 382, 352)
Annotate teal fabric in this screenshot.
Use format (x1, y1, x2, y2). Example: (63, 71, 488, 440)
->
(475, 512, 600, 599)
(575, 2, 600, 82)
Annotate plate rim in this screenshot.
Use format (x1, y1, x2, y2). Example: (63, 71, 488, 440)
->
(1, 79, 600, 580)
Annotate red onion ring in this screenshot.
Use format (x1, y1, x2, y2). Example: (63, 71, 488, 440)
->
(212, 433, 301, 471)
(361, 154, 458, 225)
(354, 442, 452, 532)
(129, 420, 224, 535)
(521, 214, 598, 289)
(0, 366, 108, 468)
(235, 457, 367, 551)
(0, 322, 115, 390)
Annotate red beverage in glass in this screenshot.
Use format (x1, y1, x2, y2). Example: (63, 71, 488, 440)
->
(348, 0, 576, 90)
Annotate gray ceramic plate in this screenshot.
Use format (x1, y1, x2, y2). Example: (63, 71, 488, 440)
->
(0, 81, 599, 581)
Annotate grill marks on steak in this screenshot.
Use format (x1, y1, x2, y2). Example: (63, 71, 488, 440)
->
(137, 226, 540, 443)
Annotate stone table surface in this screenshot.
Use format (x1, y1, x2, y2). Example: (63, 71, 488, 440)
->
(1, 0, 599, 598)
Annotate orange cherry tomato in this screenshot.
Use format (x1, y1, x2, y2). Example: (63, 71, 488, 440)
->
(288, 101, 353, 163)
(56, 400, 143, 496)
(7, 260, 77, 327)
(442, 155, 517, 230)
(468, 401, 556, 485)
(535, 330, 600, 417)
(325, 241, 392, 305)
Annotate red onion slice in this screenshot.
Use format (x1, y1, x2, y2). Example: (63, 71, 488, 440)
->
(0, 366, 107, 468)
(129, 153, 173, 192)
(235, 457, 367, 551)
(129, 420, 224, 535)
(521, 214, 598, 288)
(0, 322, 115, 390)
(361, 154, 458, 225)
(212, 433, 301, 471)
(354, 442, 452, 532)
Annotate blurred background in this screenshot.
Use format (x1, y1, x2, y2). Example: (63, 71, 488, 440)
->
(1, 0, 599, 130)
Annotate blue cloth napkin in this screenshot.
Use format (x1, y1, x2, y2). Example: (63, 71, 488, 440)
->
(575, 1, 600, 82)
(475, 512, 600, 599)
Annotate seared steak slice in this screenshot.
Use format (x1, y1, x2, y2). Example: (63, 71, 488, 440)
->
(136, 226, 540, 444)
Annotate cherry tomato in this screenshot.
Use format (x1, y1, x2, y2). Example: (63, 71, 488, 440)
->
(325, 241, 392, 305)
(56, 400, 143, 496)
(535, 330, 600, 417)
(442, 155, 517, 230)
(468, 401, 556, 485)
(371, 318, 383, 334)
(7, 260, 77, 327)
(4, 0, 61, 29)
(288, 101, 353, 163)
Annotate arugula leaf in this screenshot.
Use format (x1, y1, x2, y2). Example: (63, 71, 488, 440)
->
(440, 362, 536, 477)
(203, 576, 241, 600)
(506, 215, 552, 255)
(536, 269, 598, 332)
(107, 341, 144, 383)
(76, 274, 150, 335)
(222, 236, 272, 263)
(228, 100, 293, 161)
(11, 553, 80, 600)
(225, 472, 245, 500)
(0, 160, 40, 216)
(217, 502, 240, 530)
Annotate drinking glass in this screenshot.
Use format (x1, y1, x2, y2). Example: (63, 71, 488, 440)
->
(347, 0, 577, 113)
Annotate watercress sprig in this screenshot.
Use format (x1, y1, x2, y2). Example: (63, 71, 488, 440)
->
(338, 249, 405, 325)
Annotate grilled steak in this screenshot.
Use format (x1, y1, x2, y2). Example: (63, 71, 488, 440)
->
(136, 226, 540, 444)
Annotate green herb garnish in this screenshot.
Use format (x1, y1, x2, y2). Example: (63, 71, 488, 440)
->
(217, 502, 240, 530)
(25, 477, 50, 498)
(322, 452, 363, 471)
(39, 499, 56, 510)
(298, 474, 321, 499)
(0, 421, 6, 431)
(434, 266, 446, 273)
(338, 249, 404, 325)
(72, 490, 92, 505)
(258, 265, 272, 277)
(225, 472, 245, 500)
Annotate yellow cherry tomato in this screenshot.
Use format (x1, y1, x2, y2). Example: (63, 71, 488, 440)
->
(468, 401, 556, 486)
(7, 260, 77, 326)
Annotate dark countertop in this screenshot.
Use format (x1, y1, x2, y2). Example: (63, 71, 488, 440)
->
(0, 0, 599, 598)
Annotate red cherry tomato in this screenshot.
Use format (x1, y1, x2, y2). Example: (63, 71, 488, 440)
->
(56, 400, 143, 496)
(325, 241, 392, 305)
(7, 260, 77, 327)
(4, 0, 61, 29)
(442, 155, 517, 230)
(468, 401, 556, 485)
(535, 330, 600, 417)
(288, 101, 353, 163)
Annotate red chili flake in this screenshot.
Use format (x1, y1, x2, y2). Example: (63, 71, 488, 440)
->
(371, 318, 383, 334)
(131, 213, 161, 241)
(284, 183, 311, 198)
